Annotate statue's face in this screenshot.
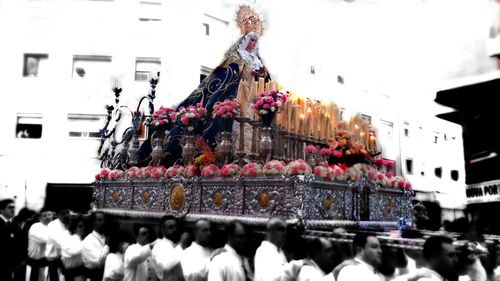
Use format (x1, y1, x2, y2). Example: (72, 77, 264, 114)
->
(246, 36, 258, 52)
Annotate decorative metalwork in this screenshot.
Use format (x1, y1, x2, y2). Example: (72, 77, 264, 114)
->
(93, 175, 412, 231)
(132, 181, 165, 212)
(259, 127, 273, 163)
(104, 182, 133, 209)
(181, 134, 197, 165)
(215, 131, 233, 165)
(200, 178, 243, 215)
(244, 176, 292, 217)
(98, 73, 159, 169)
(303, 179, 349, 220)
(165, 177, 192, 217)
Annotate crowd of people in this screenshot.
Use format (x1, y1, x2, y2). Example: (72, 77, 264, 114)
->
(2, 197, 500, 281)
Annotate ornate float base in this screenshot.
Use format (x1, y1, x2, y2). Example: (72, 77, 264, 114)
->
(93, 176, 412, 231)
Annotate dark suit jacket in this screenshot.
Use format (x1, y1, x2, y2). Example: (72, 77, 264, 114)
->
(0, 218, 22, 280)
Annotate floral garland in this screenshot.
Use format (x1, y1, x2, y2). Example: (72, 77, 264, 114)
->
(313, 164, 335, 181)
(95, 168, 111, 181)
(240, 162, 262, 177)
(213, 99, 240, 119)
(201, 164, 219, 177)
(166, 165, 184, 178)
(262, 160, 286, 176)
(284, 159, 312, 176)
(183, 164, 198, 178)
(219, 164, 239, 177)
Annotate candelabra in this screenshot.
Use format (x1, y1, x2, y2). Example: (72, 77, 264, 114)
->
(98, 72, 159, 169)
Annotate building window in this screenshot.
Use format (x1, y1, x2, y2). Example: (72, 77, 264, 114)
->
(23, 53, 48, 77)
(72, 55, 112, 79)
(450, 170, 459, 181)
(16, 113, 43, 139)
(200, 65, 212, 82)
(403, 121, 409, 137)
(380, 120, 393, 139)
(434, 167, 442, 178)
(135, 58, 161, 81)
(405, 158, 413, 174)
(203, 23, 210, 36)
(67, 114, 106, 138)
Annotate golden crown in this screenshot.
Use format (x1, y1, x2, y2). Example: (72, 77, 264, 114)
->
(236, 4, 263, 36)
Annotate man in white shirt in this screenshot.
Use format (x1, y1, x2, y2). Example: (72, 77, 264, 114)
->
(82, 211, 109, 281)
(297, 237, 335, 281)
(27, 207, 53, 281)
(337, 232, 384, 281)
(413, 235, 459, 281)
(208, 220, 248, 281)
(152, 215, 184, 280)
(124, 225, 156, 281)
(254, 217, 288, 281)
(181, 219, 213, 281)
(45, 209, 71, 281)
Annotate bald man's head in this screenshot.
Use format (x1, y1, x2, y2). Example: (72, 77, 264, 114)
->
(266, 217, 287, 248)
(194, 219, 211, 247)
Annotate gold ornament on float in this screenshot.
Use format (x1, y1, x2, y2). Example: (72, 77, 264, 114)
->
(113, 191, 120, 203)
(170, 184, 185, 211)
(236, 4, 263, 36)
(213, 192, 223, 207)
(323, 195, 333, 210)
(385, 200, 393, 214)
(142, 191, 150, 204)
(258, 192, 270, 208)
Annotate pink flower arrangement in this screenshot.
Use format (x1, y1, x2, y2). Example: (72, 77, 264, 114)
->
(136, 166, 154, 179)
(108, 169, 124, 180)
(201, 164, 219, 177)
(150, 106, 176, 128)
(240, 162, 262, 177)
(319, 148, 343, 158)
(150, 166, 167, 179)
(313, 164, 335, 181)
(176, 103, 207, 132)
(125, 167, 140, 178)
(284, 159, 312, 176)
(330, 164, 346, 181)
(251, 90, 288, 116)
(219, 164, 239, 177)
(262, 160, 286, 175)
(346, 165, 362, 181)
(183, 164, 198, 178)
(304, 145, 317, 154)
(212, 99, 240, 119)
(95, 168, 111, 181)
(166, 165, 184, 178)
(375, 158, 395, 169)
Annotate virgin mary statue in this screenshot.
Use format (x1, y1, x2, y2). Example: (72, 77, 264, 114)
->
(140, 4, 271, 166)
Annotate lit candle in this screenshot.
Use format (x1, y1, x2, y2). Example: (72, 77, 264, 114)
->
(299, 113, 305, 136)
(258, 77, 265, 95)
(306, 104, 312, 137)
